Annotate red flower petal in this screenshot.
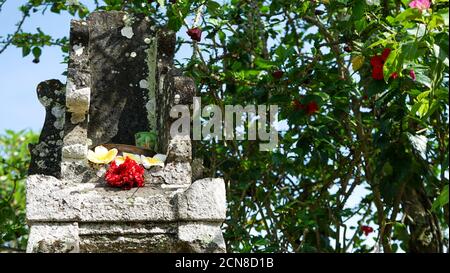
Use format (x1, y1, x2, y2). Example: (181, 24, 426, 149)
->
(381, 48, 391, 61)
(272, 70, 284, 79)
(409, 69, 416, 81)
(187, 27, 202, 42)
(370, 55, 384, 67)
(105, 157, 145, 189)
(372, 65, 384, 80)
(306, 101, 319, 115)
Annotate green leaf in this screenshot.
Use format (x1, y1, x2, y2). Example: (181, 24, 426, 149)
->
(22, 46, 31, 57)
(437, 8, 449, 26)
(417, 99, 429, 118)
(395, 8, 421, 22)
(383, 47, 401, 82)
(32, 47, 41, 59)
(432, 185, 449, 211)
(433, 43, 449, 67)
(254, 58, 275, 69)
(352, 0, 366, 20)
(207, 1, 221, 15)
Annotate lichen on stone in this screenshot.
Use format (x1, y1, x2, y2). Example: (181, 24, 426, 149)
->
(121, 26, 134, 39)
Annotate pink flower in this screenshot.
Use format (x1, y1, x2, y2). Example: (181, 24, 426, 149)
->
(409, 0, 430, 11)
(409, 69, 416, 81)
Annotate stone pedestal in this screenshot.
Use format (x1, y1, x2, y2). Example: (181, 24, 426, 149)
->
(26, 176, 226, 253)
(26, 11, 226, 253)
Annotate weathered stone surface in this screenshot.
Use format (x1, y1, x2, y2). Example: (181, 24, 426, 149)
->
(88, 12, 155, 146)
(27, 222, 79, 253)
(80, 234, 177, 253)
(62, 19, 90, 180)
(26, 174, 179, 222)
(167, 135, 192, 162)
(156, 70, 196, 153)
(177, 178, 227, 221)
(28, 80, 65, 178)
(62, 143, 88, 159)
(173, 75, 196, 105)
(177, 222, 226, 253)
(78, 222, 177, 235)
(148, 162, 191, 186)
(26, 174, 227, 252)
(192, 158, 207, 181)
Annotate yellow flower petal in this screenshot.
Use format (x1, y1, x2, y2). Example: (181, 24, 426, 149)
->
(87, 146, 118, 164)
(87, 150, 103, 164)
(140, 155, 164, 169)
(101, 148, 118, 163)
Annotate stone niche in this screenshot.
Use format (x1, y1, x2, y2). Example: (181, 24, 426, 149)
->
(26, 11, 226, 253)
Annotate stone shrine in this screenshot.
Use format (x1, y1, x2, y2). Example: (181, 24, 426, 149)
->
(25, 11, 227, 253)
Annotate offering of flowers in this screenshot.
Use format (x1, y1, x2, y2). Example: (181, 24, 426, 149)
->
(87, 145, 167, 190)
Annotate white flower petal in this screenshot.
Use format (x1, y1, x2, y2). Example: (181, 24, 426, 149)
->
(153, 153, 167, 162)
(94, 145, 109, 156)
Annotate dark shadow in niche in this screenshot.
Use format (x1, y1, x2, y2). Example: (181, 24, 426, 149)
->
(86, 13, 154, 148)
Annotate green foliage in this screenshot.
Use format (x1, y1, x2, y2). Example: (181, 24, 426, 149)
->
(0, 0, 448, 253)
(0, 130, 38, 251)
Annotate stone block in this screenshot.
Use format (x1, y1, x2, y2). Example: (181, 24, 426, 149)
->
(177, 222, 226, 253)
(177, 178, 227, 221)
(26, 222, 79, 253)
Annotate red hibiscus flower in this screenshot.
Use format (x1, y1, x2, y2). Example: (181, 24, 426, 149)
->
(372, 65, 384, 80)
(292, 99, 319, 115)
(105, 157, 145, 190)
(306, 101, 319, 115)
(272, 70, 284, 80)
(361, 225, 374, 236)
(187, 27, 202, 42)
(370, 55, 384, 67)
(370, 48, 398, 80)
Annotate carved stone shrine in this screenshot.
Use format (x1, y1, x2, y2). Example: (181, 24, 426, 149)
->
(26, 11, 226, 253)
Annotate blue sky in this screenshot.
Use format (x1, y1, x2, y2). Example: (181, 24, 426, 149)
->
(0, 0, 74, 132)
(0, 0, 194, 132)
